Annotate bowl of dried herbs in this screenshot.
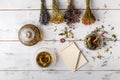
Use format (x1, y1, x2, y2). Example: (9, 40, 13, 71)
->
(85, 33, 101, 50)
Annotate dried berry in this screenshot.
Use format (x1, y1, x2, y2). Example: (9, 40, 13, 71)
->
(82, 0, 96, 25)
(50, 0, 64, 24)
(60, 38, 66, 43)
(64, 0, 81, 25)
(39, 0, 50, 25)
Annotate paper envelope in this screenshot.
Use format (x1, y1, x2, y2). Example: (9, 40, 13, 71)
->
(60, 42, 88, 71)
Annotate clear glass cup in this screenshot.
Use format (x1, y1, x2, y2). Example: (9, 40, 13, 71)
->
(35, 47, 56, 69)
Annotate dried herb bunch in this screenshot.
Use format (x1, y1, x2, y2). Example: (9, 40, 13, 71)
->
(39, 0, 50, 25)
(50, 0, 64, 24)
(64, 0, 81, 25)
(82, 0, 96, 25)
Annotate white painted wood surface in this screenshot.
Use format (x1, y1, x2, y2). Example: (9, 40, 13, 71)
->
(0, 0, 120, 80)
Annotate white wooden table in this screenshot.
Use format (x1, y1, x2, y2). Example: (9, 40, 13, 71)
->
(0, 0, 120, 80)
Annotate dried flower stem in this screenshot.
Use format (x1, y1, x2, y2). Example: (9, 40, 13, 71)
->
(39, 0, 50, 25)
(82, 0, 96, 25)
(64, 0, 81, 25)
(50, 0, 64, 24)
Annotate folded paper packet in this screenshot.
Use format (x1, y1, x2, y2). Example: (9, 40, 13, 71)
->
(60, 42, 88, 71)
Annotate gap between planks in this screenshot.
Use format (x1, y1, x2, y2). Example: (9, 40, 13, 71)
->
(0, 70, 120, 72)
(0, 40, 120, 42)
(0, 8, 120, 11)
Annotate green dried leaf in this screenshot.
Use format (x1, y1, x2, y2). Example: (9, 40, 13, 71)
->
(59, 33, 66, 36)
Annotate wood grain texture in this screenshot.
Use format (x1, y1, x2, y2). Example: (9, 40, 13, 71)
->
(0, 0, 120, 9)
(0, 10, 119, 40)
(0, 41, 119, 70)
(0, 0, 120, 80)
(0, 71, 120, 80)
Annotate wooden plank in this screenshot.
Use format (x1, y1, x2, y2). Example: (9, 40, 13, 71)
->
(0, 0, 120, 9)
(0, 71, 120, 80)
(0, 10, 119, 40)
(0, 41, 119, 70)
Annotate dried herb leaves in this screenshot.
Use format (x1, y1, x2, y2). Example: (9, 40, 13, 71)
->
(59, 27, 74, 38)
(50, 0, 64, 24)
(64, 0, 81, 25)
(85, 33, 101, 50)
(39, 0, 50, 25)
(82, 0, 96, 25)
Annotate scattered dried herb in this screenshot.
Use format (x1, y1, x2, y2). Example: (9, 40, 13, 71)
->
(82, 0, 96, 25)
(101, 61, 108, 67)
(39, 0, 50, 25)
(110, 51, 112, 54)
(111, 27, 114, 30)
(112, 34, 116, 38)
(67, 30, 74, 38)
(79, 39, 83, 41)
(59, 27, 74, 38)
(97, 54, 102, 59)
(50, 0, 64, 24)
(104, 47, 109, 53)
(103, 42, 107, 47)
(92, 56, 96, 61)
(64, 0, 81, 25)
(59, 33, 66, 36)
(112, 34, 117, 42)
(104, 4, 107, 8)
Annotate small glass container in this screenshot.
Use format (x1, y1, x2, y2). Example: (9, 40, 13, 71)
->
(35, 48, 56, 68)
(18, 24, 43, 46)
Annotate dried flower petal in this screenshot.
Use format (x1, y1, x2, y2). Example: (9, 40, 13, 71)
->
(67, 31, 74, 38)
(39, 0, 50, 25)
(82, 0, 96, 25)
(97, 54, 102, 59)
(50, 0, 64, 24)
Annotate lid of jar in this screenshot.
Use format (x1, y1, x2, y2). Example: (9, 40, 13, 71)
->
(18, 24, 42, 46)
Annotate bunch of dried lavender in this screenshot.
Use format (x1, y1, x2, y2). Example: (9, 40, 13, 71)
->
(50, 0, 64, 24)
(82, 0, 96, 25)
(64, 0, 81, 25)
(39, 0, 50, 25)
